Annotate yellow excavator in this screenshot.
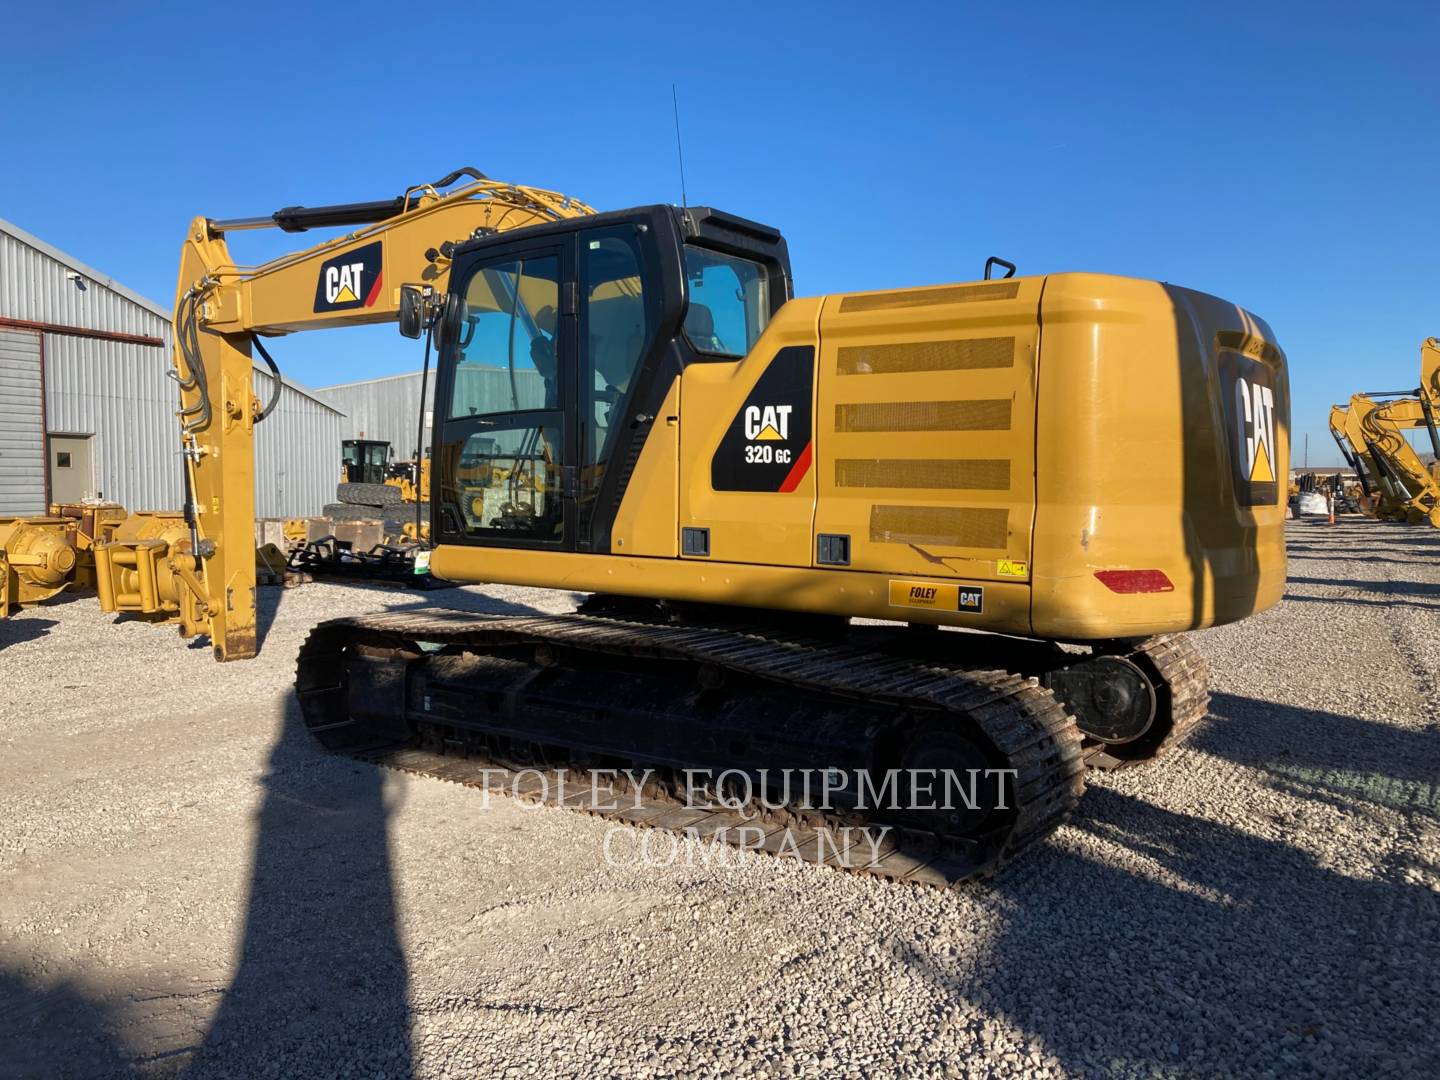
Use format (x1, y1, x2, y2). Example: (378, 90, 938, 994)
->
(96, 168, 1290, 884)
(1329, 403, 1390, 517)
(1329, 339, 1440, 528)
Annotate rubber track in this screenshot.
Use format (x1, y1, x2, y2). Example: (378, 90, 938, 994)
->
(1085, 634, 1210, 770)
(296, 610, 1088, 888)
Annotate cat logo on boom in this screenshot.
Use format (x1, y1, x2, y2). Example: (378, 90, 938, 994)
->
(313, 241, 384, 313)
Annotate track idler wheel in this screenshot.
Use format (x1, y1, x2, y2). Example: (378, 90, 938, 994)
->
(1042, 655, 1156, 746)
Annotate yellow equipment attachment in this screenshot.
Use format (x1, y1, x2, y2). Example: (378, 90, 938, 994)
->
(49, 502, 129, 590)
(0, 518, 79, 616)
(94, 512, 216, 636)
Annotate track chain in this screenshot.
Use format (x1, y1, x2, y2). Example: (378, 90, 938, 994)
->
(296, 610, 1087, 888)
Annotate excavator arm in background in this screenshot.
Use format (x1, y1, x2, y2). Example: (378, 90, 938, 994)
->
(94, 169, 595, 659)
(1350, 392, 1440, 527)
(1329, 403, 1380, 501)
(1419, 336, 1440, 466)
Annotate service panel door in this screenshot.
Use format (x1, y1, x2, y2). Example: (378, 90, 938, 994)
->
(813, 278, 1041, 584)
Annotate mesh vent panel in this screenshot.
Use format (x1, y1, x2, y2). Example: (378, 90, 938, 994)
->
(835, 399, 1012, 432)
(836, 337, 1014, 375)
(835, 458, 1010, 490)
(869, 506, 1009, 549)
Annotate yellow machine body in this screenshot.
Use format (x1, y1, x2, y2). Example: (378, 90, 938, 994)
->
(144, 175, 1287, 659)
(433, 274, 1288, 639)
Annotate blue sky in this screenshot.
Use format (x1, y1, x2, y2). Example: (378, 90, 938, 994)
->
(3, 2, 1435, 465)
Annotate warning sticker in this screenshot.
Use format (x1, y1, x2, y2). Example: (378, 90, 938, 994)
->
(997, 559, 1028, 578)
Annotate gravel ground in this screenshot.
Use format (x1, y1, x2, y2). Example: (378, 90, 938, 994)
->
(1, 518, 1437, 1079)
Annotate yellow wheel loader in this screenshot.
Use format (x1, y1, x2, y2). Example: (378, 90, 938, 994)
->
(101, 168, 1290, 884)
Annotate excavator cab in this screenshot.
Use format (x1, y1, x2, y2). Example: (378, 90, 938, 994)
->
(429, 206, 791, 551)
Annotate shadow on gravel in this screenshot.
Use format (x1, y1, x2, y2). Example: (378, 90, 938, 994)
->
(0, 969, 129, 1078)
(891, 785, 1440, 1076)
(1194, 692, 1440, 816)
(0, 616, 58, 649)
(1280, 592, 1440, 612)
(1286, 575, 1440, 598)
(1286, 553, 1436, 566)
(178, 590, 557, 1077)
(381, 589, 583, 616)
(180, 694, 413, 1079)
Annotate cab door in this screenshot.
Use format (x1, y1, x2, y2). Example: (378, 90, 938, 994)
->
(432, 242, 577, 549)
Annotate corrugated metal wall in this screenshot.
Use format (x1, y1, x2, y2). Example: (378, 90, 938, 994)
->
(1, 222, 348, 519)
(0, 328, 46, 514)
(1, 227, 167, 339)
(315, 373, 436, 459)
(253, 370, 345, 517)
(317, 367, 543, 455)
(44, 331, 183, 509)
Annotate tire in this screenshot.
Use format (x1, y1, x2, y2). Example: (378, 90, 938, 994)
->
(321, 502, 389, 522)
(336, 482, 404, 507)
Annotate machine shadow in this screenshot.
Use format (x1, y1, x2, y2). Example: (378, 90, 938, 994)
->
(1193, 691, 1440, 814)
(184, 588, 559, 1077)
(181, 691, 413, 1078)
(1285, 574, 1440, 598)
(0, 615, 58, 649)
(1280, 592, 1440, 613)
(892, 783, 1440, 1075)
(380, 587, 582, 617)
(0, 968, 130, 1079)
(253, 584, 284, 655)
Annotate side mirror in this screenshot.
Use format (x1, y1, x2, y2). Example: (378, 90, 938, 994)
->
(398, 284, 425, 339)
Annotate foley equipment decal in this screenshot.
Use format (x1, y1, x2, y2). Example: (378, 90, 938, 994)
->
(1221, 351, 1280, 508)
(711, 346, 814, 492)
(314, 241, 384, 313)
(887, 580, 984, 613)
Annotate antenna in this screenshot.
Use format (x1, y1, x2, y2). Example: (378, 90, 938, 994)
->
(671, 83, 689, 211)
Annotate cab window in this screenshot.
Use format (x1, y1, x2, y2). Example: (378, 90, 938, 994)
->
(682, 247, 770, 358)
(448, 255, 561, 417)
(579, 231, 653, 511)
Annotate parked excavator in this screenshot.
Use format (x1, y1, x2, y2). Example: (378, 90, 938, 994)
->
(1330, 402, 1409, 520)
(1326, 339, 1440, 528)
(96, 167, 1290, 884)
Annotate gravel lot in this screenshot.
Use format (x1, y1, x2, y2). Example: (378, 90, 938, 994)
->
(1, 519, 1437, 1079)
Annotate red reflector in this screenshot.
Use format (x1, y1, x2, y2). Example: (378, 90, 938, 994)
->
(1094, 569, 1175, 594)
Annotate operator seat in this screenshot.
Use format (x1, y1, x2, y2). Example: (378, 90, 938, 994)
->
(684, 302, 726, 353)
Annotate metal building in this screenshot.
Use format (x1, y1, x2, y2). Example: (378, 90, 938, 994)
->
(314, 371, 436, 461)
(0, 218, 344, 518)
(316, 367, 542, 457)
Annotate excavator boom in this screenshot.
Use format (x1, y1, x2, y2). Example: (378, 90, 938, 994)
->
(96, 169, 595, 659)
